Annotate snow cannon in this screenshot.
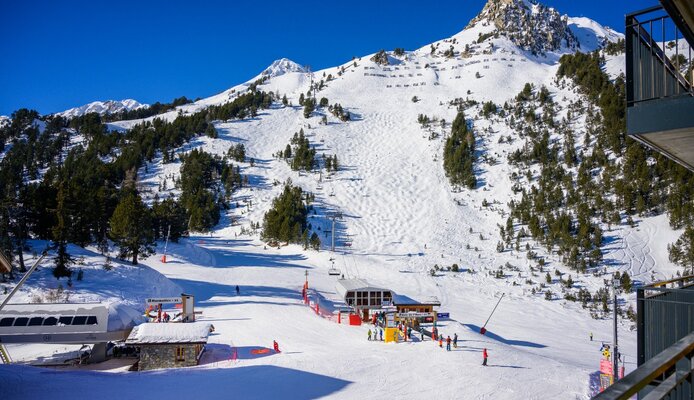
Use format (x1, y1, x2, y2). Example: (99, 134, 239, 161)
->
(480, 293, 505, 335)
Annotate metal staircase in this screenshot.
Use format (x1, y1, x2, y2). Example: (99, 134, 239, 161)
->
(0, 344, 11, 364)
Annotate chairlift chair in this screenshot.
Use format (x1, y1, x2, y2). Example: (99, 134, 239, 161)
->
(328, 258, 340, 276)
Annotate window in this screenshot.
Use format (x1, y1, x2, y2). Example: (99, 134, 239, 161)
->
(13, 317, 29, 326)
(0, 318, 14, 327)
(43, 317, 57, 326)
(58, 316, 73, 326)
(28, 317, 44, 326)
(72, 316, 87, 325)
(175, 346, 185, 362)
(86, 316, 98, 325)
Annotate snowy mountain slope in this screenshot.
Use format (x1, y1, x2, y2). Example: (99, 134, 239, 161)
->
(1, 0, 683, 398)
(0, 116, 9, 128)
(55, 99, 148, 119)
(568, 17, 622, 52)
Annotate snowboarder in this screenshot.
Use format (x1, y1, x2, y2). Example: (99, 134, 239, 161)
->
(273, 340, 280, 353)
(453, 333, 458, 348)
(379, 328, 383, 341)
(368, 329, 372, 341)
(482, 348, 488, 366)
(446, 336, 451, 351)
(235, 285, 240, 295)
(439, 336, 443, 348)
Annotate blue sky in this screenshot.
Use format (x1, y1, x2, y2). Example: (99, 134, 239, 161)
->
(0, 0, 655, 116)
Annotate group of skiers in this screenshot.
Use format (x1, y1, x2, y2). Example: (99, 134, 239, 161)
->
(367, 327, 384, 341)
(367, 324, 489, 365)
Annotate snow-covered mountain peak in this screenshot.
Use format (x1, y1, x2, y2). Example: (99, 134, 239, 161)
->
(55, 99, 148, 119)
(0, 116, 9, 128)
(567, 16, 623, 52)
(468, 0, 579, 55)
(259, 58, 307, 79)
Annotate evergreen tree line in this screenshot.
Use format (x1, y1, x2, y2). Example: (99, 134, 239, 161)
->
(0, 90, 270, 278)
(443, 110, 477, 189)
(262, 181, 319, 249)
(498, 49, 694, 275)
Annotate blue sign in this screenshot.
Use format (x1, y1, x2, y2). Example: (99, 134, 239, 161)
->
(437, 313, 450, 319)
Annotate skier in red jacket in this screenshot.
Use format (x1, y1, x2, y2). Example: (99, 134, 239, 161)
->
(482, 348, 488, 366)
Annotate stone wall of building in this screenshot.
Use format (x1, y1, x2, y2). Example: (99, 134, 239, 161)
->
(138, 344, 202, 371)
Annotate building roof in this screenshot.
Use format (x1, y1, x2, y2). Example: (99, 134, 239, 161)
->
(392, 293, 441, 306)
(125, 322, 213, 345)
(1, 302, 146, 332)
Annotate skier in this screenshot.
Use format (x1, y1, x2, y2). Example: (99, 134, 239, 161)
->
(482, 348, 488, 366)
(273, 340, 281, 353)
(453, 333, 458, 349)
(420, 328, 425, 341)
(236, 285, 240, 295)
(439, 336, 443, 348)
(590, 332, 593, 341)
(446, 336, 451, 351)
(407, 326, 412, 339)
(368, 329, 372, 341)
(379, 328, 383, 341)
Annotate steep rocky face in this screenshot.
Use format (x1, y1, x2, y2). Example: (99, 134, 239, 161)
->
(469, 0, 579, 55)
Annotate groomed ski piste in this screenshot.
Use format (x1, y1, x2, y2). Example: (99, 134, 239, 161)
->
(0, 2, 688, 399)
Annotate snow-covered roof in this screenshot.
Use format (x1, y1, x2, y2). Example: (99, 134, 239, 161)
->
(392, 293, 441, 306)
(125, 322, 213, 345)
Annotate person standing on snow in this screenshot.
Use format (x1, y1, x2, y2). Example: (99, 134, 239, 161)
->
(439, 336, 443, 348)
(446, 336, 451, 351)
(379, 328, 383, 341)
(453, 333, 458, 349)
(482, 348, 488, 366)
(368, 329, 372, 341)
(273, 340, 280, 353)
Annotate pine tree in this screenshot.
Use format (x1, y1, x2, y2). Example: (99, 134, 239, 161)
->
(262, 182, 309, 244)
(668, 225, 694, 273)
(109, 188, 154, 265)
(205, 123, 218, 138)
(52, 182, 73, 279)
(310, 232, 321, 250)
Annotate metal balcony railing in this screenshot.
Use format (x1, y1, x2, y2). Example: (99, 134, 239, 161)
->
(592, 330, 694, 400)
(593, 276, 694, 400)
(626, 6, 693, 106)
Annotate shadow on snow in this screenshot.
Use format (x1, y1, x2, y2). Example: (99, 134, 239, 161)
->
(463, 324, 547, 348)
